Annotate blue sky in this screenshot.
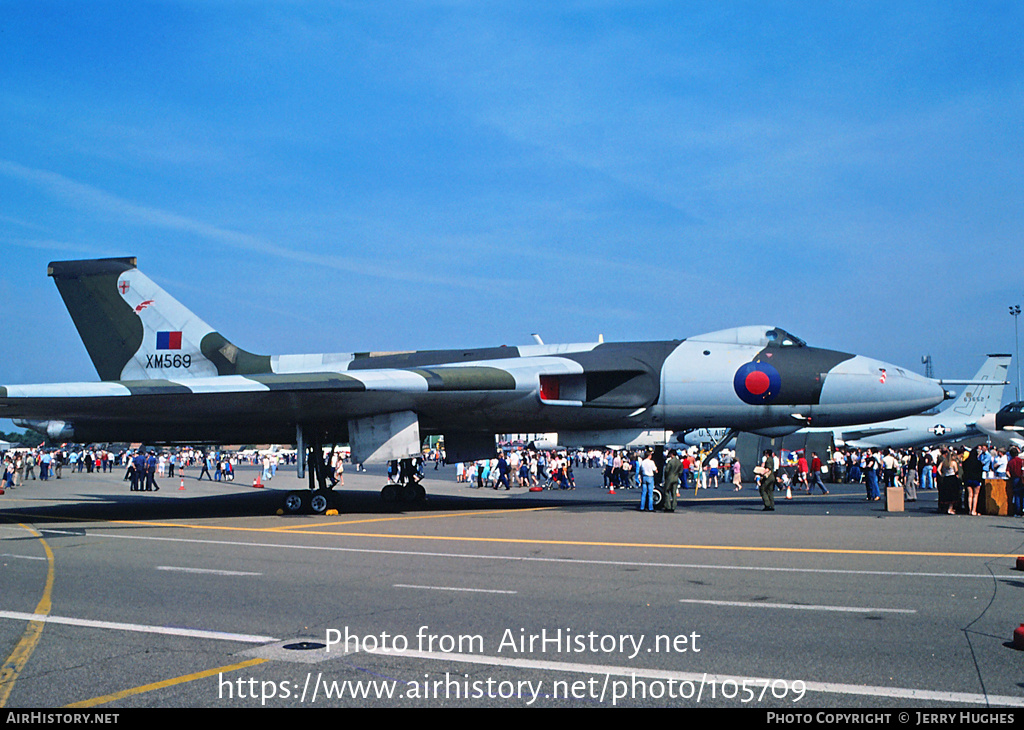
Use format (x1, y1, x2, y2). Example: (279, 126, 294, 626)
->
(2, 2, 1023, 410)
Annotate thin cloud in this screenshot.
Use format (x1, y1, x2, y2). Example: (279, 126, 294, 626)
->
(0, 159, 493, 292)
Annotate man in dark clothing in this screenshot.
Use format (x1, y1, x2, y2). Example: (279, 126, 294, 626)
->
(663, 449, 683, 512)
(759, 450, 777, 511)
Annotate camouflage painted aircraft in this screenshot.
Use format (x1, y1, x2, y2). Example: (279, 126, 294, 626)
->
(1, 257, 945, 510)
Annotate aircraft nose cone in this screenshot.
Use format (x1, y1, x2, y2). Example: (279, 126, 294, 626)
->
(818, 355, 945, 425)
(976, 412, 997, 435)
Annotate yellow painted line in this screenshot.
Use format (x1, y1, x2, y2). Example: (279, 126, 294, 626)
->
(0, 524, 55, 708)
(193, 530, 1012, 560)
(273, 506, 557, 530)
(8, 508, 1016, 560)
(9, 506, 555, 535)
(65, 657, 267, 708)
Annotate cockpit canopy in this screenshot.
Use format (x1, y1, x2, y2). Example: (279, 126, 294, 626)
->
(689, 326, 807, 348)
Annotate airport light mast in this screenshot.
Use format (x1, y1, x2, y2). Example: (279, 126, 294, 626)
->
(1011, 305, 1021, 401)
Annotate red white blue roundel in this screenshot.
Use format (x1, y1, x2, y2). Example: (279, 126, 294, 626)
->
(734, 361, 782, 405)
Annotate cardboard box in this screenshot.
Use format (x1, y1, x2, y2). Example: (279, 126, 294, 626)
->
(983, 479, 1012, 516)
(886, 486, 903, 512)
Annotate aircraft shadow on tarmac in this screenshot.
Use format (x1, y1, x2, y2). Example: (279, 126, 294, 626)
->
(0, 487, 597, 524)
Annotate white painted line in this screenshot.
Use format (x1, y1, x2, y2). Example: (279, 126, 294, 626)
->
(393, 584, 516, 594)
(84, 531, 1015, 581)
(37, 529, 85, 536)
(362, 647, 1024, 707)
(0, 610, 277, 644)
(678, 598, 916, 614)
(0, 553, 48, 561)
(157, 566, 262, 576)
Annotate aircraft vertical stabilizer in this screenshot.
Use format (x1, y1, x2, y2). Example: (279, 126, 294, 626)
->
(48, 257, 268, 381)
(946, 354, 1011, 419)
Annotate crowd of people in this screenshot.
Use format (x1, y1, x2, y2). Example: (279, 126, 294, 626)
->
(0, 446, 286, 492)
(444, 441, 1024, 519)
(754, 444, 1024, 516)
(5, 440, 1022, 518)
(1, 447, 122, 488)
(453, 450, 579, 490)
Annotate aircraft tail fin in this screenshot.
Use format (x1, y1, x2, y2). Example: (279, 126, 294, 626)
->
(943, 354, 1011, 419)
(48, 257, 269, 381)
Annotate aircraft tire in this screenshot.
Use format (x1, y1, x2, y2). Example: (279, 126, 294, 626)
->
(652, 487, 664, 510)
(283, 491, 307, 514)
(310, 490, 331, 514)
(381, 484, 400, 503)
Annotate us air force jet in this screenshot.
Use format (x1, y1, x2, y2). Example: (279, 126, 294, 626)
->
(0, 257, 945, 511)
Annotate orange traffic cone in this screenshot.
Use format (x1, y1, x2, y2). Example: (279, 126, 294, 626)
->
(253, 473, 263, 489)
(178, 477, 185, 491)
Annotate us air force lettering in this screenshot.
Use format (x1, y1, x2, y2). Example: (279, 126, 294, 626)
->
(0, 257, 945, 511)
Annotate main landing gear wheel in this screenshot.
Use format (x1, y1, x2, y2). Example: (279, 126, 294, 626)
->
(283, 491, 309, 514)
(380, 483, 426, 504)
(652, 487, 665, 510)
(309, 490, 331, 514)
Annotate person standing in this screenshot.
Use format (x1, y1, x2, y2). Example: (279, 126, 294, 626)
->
(903, 451, 919, 502)
(145, 451, 159, 491)
(919, 450, 934, 491)
(863, 450, 880, 501)
(131, 451, 146, 491)
(663, 449, 683, 512)
(937, 448, 962, 515)
(681, 452, 693, 493)
(796, 453, 809, 491)
(962, 446, 984, 516)
(757, 450, 777, 511)
(639, 450, 658, 512)
(333, 456, 345, 487)
(1007, 447, 1024, 516)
